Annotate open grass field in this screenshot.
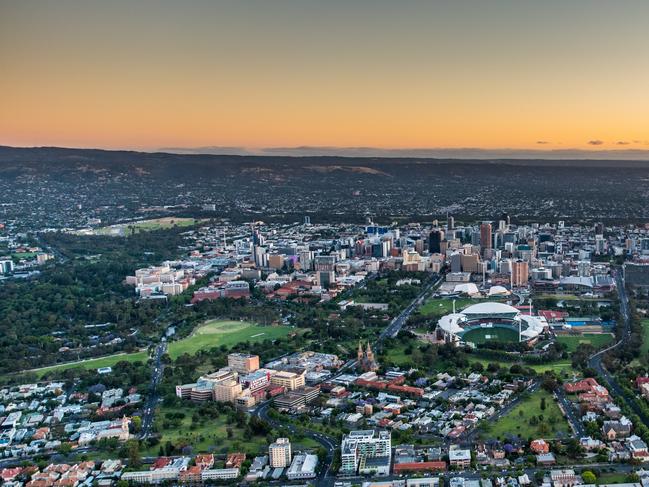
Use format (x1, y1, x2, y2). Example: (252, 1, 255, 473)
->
(461, 326, 520, 344)
(94, 217, 201, 236)
(418, 298, 483, 317)
(167, 319, 294, 359)
(28, 350, 149, 378)
(641, 320, 649, 357)
(383, 344, 412, 367)
(556, 333, 614, 352)
(488, 389, 570, 440)
(529, 360, 573, 374)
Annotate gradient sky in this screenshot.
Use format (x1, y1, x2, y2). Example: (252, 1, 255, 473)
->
(1, 0, 648, 151)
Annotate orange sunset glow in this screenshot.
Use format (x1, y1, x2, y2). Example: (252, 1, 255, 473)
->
(1, 1, 648, 152)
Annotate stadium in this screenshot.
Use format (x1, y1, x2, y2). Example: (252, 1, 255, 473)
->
(437, 302, 546, 345)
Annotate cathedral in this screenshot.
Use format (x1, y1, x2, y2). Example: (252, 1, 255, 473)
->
(357, 341, 379, 372)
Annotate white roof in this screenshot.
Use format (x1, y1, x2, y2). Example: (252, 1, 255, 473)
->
(438, 313, 466, 334)
(560, 276, 593, 288)
(462, 302, 519, 315)
(449, 448, 472, 461)
(453, 283, 480, 296)
(487, 286, 510, 296)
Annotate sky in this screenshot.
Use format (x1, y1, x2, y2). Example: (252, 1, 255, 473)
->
(1, 0, 649, 155)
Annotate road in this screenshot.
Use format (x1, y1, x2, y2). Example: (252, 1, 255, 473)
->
(140, 341, 167, 439)
(379, 273, 444, 341)
(587, 269, 649, 427)
(555, 387, 586, 438)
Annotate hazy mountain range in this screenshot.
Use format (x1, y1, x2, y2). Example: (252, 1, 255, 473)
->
(158, 145, 649, 161)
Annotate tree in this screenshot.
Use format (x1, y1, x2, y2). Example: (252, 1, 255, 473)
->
(57, 442, 72, 455)
(131, 416, 142, 432)
(581, 471, 596, 484)
(126, 440, 141, 468)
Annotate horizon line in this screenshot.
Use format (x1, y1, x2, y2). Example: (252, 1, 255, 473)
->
(4, 143, 649, 161)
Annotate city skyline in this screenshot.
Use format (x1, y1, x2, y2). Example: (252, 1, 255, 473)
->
(2, 0, 649, 152)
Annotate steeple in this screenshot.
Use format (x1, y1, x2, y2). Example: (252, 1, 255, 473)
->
(366, 342, 374, 361)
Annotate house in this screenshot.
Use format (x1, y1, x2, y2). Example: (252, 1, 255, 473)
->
(225, 452, 246, 469)
(1, 468, 23, 483)
(550, 469, 578, 487)
(628, 435, 649, 462)
(579, 437, 603, 451)
(530, 439, 550, 454)
(603, 418, 632, 440)
(449, 448, 472, 469)
(536, 453, 557, 466)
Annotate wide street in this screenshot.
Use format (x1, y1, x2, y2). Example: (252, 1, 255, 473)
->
(588, 269, 649, 426)
(139, 341, 167, 439)
(380, 274, 444, 341)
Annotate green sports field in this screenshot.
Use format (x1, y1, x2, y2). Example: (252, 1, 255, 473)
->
(461, 326, 520, 344)
(94, 217, 201, 236)
(556, 333, 614, 352)
(166, 320, 294, 359)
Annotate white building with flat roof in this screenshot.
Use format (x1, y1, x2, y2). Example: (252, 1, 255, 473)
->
(287, 453, 318, 480)
(269, 437, 292, 468)
(340, 430, 391, 476)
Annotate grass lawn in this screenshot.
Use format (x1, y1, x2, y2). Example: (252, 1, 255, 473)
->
(12, 251, 39, 259)
(146, 406, 320, 456)
(641, 319, 649, 357)
(383, 344, 413, 367)
(556, 333, 614, 352)
(167, 320, 294, 359)
(418, 297, 484, 317)
(536, 293, 581, 301)
(529, 360, 573, 374)
(145, 406, 267, 456)
(595, 473, 632, 485)
(28, 350, 149, 378)
(487, 389, 570, 440)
